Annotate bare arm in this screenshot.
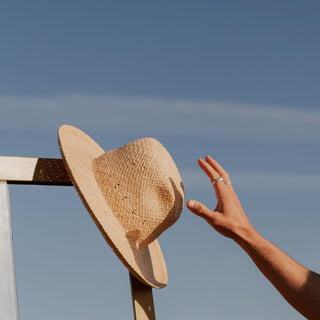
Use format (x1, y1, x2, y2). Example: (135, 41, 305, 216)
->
(187, 156, 320, 320)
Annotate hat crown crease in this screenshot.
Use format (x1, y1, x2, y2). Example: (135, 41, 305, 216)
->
(92, 138, 183, 246)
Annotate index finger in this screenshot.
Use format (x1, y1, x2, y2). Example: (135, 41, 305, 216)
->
(205, 156, 233, 189)
(205, 156, 230, 181)
(198, 158, 227, 195)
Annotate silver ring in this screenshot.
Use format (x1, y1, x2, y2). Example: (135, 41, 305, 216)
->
(225, 181, 232, 185)
(212, 177, 224, 185)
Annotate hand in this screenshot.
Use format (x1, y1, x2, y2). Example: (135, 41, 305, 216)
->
(187, 157, 320, 319)
(187, 156, 256, 242)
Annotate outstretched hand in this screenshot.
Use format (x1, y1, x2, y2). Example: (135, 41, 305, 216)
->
(187, 156, 256, 242)
(187, 156, 320, 319)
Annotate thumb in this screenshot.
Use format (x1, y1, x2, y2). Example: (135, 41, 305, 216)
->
(187, 200, 213, 220)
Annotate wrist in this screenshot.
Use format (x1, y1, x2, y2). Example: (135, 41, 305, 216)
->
(233, 225, 262, 250)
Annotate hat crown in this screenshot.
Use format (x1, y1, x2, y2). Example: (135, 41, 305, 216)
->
(92, 138, 184, 246)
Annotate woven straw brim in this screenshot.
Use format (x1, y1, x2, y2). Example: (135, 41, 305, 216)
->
(58, 125, 167, 288)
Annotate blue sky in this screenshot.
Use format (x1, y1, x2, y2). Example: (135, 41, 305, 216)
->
(1, 1, 320, 319)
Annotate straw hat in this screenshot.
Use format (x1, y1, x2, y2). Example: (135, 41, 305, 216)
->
(58, 125, 184, 288)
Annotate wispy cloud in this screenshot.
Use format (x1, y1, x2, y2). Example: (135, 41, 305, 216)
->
(182, 169, 320, 191)
(1, 94, 320, 141)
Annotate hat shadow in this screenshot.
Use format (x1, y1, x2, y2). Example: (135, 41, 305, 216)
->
(126, 177, 184, 287)
(141, 177, 184, 246)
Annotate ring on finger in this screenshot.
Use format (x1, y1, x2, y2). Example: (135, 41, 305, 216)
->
(225, 181, 232, 185)
(212, 177, 224, 185)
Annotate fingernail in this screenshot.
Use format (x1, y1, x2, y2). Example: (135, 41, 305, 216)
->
(188, 200, 195, 208)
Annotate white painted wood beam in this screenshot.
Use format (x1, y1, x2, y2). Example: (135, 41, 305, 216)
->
(0, 156, 156, 319)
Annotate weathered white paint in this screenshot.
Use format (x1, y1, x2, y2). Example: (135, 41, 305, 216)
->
(0, 181, 19, 320)
(0, 157, 38, 181)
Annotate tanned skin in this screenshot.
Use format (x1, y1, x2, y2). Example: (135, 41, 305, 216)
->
(187, 156, 320, 320)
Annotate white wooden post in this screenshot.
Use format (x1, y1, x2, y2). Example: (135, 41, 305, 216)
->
(0, 181, 19, 320)
(0, 157, 156, 319)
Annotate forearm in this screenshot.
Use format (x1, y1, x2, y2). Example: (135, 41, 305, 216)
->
(235, 230, 320, 320)
(187, 156, 320, 319)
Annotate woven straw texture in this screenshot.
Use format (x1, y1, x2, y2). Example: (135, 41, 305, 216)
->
(58, 125, 184, 288)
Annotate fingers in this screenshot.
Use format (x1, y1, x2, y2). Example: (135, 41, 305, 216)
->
(198, 158, 227, 195)
(205, 156, 230, 181)
(204, 156, 233, 189)
(187, 200, 214, 221)
(198, 158, 221, 183)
